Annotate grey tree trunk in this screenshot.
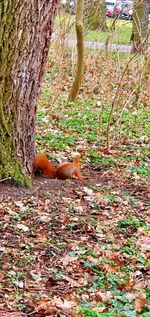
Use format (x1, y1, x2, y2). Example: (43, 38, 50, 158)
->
(0, 0, 58, 184)
(131, 0, 149, 54)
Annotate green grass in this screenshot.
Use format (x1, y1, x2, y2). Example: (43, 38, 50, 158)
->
(85, 18, 132, 45)
(55, 13, 150, 46)
(55, 14, 132, 45)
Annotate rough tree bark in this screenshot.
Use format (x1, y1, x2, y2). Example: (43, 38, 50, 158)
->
(131, 0, 150, 54)
(0, 0, 58, 184)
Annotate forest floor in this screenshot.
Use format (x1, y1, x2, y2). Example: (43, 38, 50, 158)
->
(0, 162, 149, 317)
(0, 51, 150, 317)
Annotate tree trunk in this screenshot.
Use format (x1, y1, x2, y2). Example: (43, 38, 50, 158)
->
(68, 0, 84, 101)
(0, 0, 58, 184)
(131, 0, 149, 54)
(84, 0, 107, 31)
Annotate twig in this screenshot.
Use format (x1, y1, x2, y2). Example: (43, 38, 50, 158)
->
(106, 34, 149, 152)
(0, 177, 11, 183)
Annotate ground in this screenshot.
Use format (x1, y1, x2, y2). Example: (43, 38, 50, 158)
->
(0, 41, 150, 317)
(0, 161, 149, 317)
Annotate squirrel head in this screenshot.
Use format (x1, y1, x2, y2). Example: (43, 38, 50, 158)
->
(73, 154, 81, 165)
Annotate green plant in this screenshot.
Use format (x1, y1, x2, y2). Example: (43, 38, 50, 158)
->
(117, 218, 145, 228)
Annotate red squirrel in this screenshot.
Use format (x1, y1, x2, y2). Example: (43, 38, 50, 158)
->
(33, 154, 82, 180)
(33, 154, 56, 179)
(56, 154, 82, 180)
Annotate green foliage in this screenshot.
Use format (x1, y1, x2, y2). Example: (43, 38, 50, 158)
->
(81, 306, 99, 317)
(81, 300, 137, 317)
(130, 163, 150, 178)
(40, 89, 52, 102)
(121, 245, 137, 256)
(88, 150, 116, 166)
(37, 89, 149, 183)
(36, 111, 47, 124)
(136, 256, 148, 267)
(117, 218, 145, 228)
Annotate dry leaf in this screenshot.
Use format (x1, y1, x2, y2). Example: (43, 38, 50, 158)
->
(95, 290, 113, 302)
(103, 264, 119, 273)
(0, 273, 5, 282)
(17, 224, 29, 232)
(35, 299, 58, 315)
(35, 297, 76, 315)
(0, 312, 23, 317)
(134, 293, 148, 311)
(94, 306, 106, 313)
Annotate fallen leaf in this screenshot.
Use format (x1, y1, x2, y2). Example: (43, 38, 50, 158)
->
(134, 293, 148, 311)
(0, 312, 23, 317)
(95, 290, 113, 302)
(103, 264, 119, 273)
(17, 224, 29, 232)
(0, 273, 5, 282)
(35, 297, 76, 315)
(94, 306, 106, 313)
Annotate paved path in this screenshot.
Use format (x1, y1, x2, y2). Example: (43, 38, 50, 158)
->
(64, 38, 132, 53)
